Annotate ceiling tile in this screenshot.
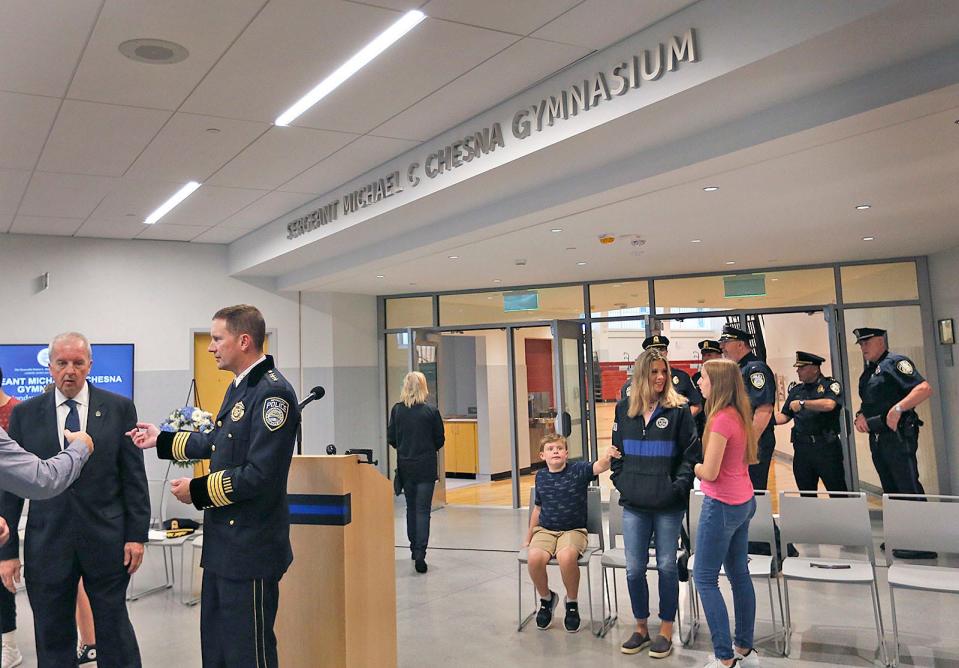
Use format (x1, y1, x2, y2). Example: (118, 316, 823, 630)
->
(68, 0, 266, 109)
(192, 226, 251, 244)
(532, 0, 696, 50)
(374, 37, 591, 141)
(207, 126, 357, 190)
(181, 0, 401, 123)
(356, 0, 423, 10)
(37, 100, 170, 176)
(158, 185, 267, 227)
(0, 0, 100, 97)
(0, 92, 60, 170)
(125, 112, 268, 183)
(19, 172, 116, 218)
(88, 179, 189, 221)
(0, 169, 32, 215)
(137, 223, 209, 241)
(10, 215, 85, 236)
(422, 0, 580, 35)
(216, 191, 316, 229)
(278, 135, 419, 195)
(292, 18, 518, 134)
(75, 216, 148, 239)
(0, 216, 13, 234)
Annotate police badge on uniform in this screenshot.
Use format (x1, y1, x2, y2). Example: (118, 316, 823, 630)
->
(655, 417, 669, 429)
(263, 397, 290, 432)
(896, 360, 915, 375)
(750, 372, 766, 389)
(231, 401, 245, 422)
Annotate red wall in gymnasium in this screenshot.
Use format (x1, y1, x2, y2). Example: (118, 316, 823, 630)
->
(525, 339, 553, 406)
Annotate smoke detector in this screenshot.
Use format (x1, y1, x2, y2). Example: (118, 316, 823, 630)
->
(119, 39, 189, 64)
(514, 258, 527, 266)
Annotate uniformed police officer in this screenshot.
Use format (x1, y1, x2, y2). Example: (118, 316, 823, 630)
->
(774, 352, 848, 493)
(718, 325, 777, 490)
(621, 335, 703, 418)
(130, 305, 300, 666)
(692, 340, 722, 437)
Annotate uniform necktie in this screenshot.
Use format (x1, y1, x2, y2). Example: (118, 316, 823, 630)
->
(64, 398, 80, 449)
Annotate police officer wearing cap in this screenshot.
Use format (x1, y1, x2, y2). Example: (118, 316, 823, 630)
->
(774, 352, 848, 493)
(717, 325, 777, 490)
(692, 340, 722, 437)
(620, 335, 703, 417)
(129, 305, 301, 665)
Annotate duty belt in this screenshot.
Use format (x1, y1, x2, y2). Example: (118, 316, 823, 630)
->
(792, 432, 838, 445)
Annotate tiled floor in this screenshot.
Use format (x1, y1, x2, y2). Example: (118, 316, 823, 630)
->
(11, 503, 957, 667)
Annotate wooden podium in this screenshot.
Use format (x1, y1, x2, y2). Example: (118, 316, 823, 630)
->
(277, 455, 397, 667)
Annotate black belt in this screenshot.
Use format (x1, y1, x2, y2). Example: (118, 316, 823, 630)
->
(792, 433, 838, 445)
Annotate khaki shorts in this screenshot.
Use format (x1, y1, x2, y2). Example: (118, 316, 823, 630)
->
(528, 526, 588, 557)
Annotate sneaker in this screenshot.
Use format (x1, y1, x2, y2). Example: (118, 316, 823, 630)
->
(735, 647, 759, 666)
(1, 642, 23, 668)
(620, 631, 651, 655)
(535, 591, 558, 630)
(702, 659, 739, 668)
(649, 634, 673, 659)
(77, 644, 97, 665)
(414, 558, 428, 573)
(563, 599, 581, 633)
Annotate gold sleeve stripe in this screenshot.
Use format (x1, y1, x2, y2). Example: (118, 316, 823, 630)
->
(207, 471, 227, 507)
(222, 477, 234, 495)
(172, 432, 190, 461)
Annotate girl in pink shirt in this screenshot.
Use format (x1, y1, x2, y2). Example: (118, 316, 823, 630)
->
(693, 359, 760, 668)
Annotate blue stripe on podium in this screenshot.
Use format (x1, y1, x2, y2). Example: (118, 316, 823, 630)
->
(287, 493, 352, 526)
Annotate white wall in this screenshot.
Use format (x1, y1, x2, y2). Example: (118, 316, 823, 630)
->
(928, 245, 959, 492)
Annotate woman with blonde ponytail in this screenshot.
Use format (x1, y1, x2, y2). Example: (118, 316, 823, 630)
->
(387, 371, 445, 573)
(693, 359, 759, 668)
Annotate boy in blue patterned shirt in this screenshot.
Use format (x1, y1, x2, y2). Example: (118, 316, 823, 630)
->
(523, 434, 619, 632)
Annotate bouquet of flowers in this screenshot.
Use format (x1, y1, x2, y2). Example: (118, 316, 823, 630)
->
(160, 406, 214, 467)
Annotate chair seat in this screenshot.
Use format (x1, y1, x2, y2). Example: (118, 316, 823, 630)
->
(888, 563, 959, 593)
(688, 553, 774, 578)
(518, 546, 598, 566)
(601, 547, 625, 568)
(781, 557, 874, 582)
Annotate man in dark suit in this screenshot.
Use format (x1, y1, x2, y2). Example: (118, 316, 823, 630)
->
(0, 332, 149, 667)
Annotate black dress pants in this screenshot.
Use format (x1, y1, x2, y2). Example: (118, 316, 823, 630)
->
(201, 570, 280, 668)
(26, 557, 140, 668)
(870, 431, 925, 495)
(792, 442, 848, 493)
(0, 585, 15, 634)
(403, 480, 435, 560)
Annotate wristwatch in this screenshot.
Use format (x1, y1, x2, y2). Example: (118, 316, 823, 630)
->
(799, 400, 805, 410)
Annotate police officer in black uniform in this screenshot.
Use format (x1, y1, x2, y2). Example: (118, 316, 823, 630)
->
(718, 325, 777, 490)
(620, 335, 703, 418)
(774, 351, 848, 493)
(692, 340, 722, 437)
(130, 305, 300, 665)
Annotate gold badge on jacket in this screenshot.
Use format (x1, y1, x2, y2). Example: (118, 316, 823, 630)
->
(231, 401, 245, 422)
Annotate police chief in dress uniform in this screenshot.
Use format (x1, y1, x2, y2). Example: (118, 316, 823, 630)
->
(774, 352, 848, 493)
(130, 305, 301, 666)
(691, 340, 722, 437)
(852, 327, 936, 559)
(620, 335, 704, 417)
(717, 326, 777, 490)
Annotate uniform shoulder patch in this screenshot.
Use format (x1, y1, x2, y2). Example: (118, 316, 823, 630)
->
(749, 372, 766, 389)
(896, 359, 915, 376)
(830, 381, 842, 395)
(672, 375, 680, 385)
(612, 422, 617, 432)
(787, 381, 797, 392)
(262, 397, 290, 431)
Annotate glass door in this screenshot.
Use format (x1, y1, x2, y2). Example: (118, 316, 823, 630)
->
(823, 305, 856, 490)
(551, 320, 587, 461)
(411, 328, 446, 507)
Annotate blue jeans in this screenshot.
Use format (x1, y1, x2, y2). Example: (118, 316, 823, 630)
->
(403, 480, 434, 559)
(622, 507, 686, 622)
(693, 496, 757, 660)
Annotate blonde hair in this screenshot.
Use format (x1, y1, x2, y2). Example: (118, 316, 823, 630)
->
(701, 359, 759, 465)
(539, 434, 567, 452)
(399, 371, 429, 408)
(627, 348, 686, 418)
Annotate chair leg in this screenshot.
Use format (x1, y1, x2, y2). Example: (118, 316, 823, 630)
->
(599, 567, 620, 638)
(765, 576, 780, 655)
(585, 562, 596, 637)
(781, 577, 792, 657)
(888, 586, 900, 667)
(774, 575, 786, 655)
(869, 580, 888, 667)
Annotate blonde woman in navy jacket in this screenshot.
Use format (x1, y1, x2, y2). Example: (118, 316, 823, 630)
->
(611, 348, 701, 659)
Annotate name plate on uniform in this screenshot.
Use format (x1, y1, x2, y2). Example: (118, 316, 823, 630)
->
(288, 493, 352, 526)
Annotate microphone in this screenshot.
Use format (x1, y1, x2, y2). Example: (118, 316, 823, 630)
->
(298, 386, 325, 409)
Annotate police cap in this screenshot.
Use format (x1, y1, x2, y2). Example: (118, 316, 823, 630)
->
(642, 334, 669, 350)
(698, 340, 721, 354)
(719, 325, 750, 343)
(793, 351, 825, 367)
(853, 327, 886, 343)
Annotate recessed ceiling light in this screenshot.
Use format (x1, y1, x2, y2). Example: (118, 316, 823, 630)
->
(725, 260, 736, 265)
(566, 247, 576, 251)
(862, 236, 875, 241)
(492, 279, 501, 283)
(119, 39, 189, 65)
(448, 255, 459, 260)
(205, 127, 221, 134)
(275, 10, 426, 126)
(143, 181, 201, 225)
(409, 282, 417, 286)
(375, 274, 385, 278)
(550, 228, 563, 233)
(577, 261, 587, 266)
(856, 204, 871, 210)
(691, 239, 702, 243)
(703, 186, 719, 192)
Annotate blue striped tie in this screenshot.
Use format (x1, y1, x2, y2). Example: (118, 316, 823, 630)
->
(63, 398, 80, 449)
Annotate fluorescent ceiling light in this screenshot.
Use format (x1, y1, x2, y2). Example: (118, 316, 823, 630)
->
(856, 204, 871, 210)
(703, 186, 719, 192)
(275, 10, 426, 126)
(143, 181, 201, 225)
